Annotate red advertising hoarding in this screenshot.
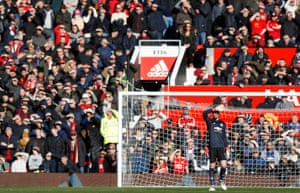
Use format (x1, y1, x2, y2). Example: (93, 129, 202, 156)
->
(139, 45, 180, 81)
(214, 47, 297, 66)
(140, 57, 177, 80)
(161, 85, 300, 137)
(163, 85, 300, 109)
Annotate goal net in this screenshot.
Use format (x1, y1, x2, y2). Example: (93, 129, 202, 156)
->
(117, 91, 300, 188)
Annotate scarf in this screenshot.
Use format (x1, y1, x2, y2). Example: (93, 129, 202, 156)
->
(69, 139, 79, 164)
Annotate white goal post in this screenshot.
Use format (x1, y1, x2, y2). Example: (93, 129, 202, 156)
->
(117, 91, 300, 188)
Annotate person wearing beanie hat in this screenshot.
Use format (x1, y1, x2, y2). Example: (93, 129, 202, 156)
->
(71, 9, 84, 31)
(28, 145, 43, 172)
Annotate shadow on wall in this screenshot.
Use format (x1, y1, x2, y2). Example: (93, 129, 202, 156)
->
(0, 173, 117, 187)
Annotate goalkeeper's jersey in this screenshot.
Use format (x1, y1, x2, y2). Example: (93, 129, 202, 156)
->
(203, 108, 228, 148)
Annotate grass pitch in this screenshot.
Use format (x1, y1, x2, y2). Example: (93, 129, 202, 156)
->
(0, 187, 299, 193)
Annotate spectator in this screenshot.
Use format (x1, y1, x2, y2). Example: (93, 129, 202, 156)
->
(179, 21, 197, 67)
(193, 1, 212, 45)
(222, 4, 237, 33)
(146, 2, 166, 39)
(82, 6, 98, 44)
(131, 144, 149, 173)
(0, 154, 9, 172)
(264, 0, 275, 14)
(17, 129, 30, 153)
(244, 148, 266, 174)
(204, 34, 216, 47)
(278, 34, 296, 47)
(90, 27, 104, 48)
(287, 146, 300, 167)
(95, 7, 111, 38)
(193, 146, 209, 173)
(227, 131, 241, 165)
(110, 3, 128, 35)
(281, 11, 298, 44)
(67, 130, 87, 173)
(100, 108, 118, 148)
(235, 7, 251, 32)
(274, 137, 289, 156)
(239, 63, 258, 85)
(28, 146, 43, 172)
(211, 0, 226, 30)
(55, 5, 72, 33)
(266, 12, 282, 44)
(194, 66, 214, 85)
(213, 96, 228, 107)
(287, 114, 300, 133)
(143, 134, 157, 160)
(275, 96, 294, 109)
(256, 96, 278, 109)
(53, 25, 70, 46)
(45, 124, 66, 166)
(128, 5, 147, 39)
(32, 26, 48, 48)
(249, 12, 267, 46)
(25, 128, 46, 156)
(122, 27, 137, 60)
(284, 0, 298, 18)
(217, 48, 236, 73)
(289, 60, 300, 85)
(213, 62, 227, 85)
(177, 107, 196, 131)
(64, 0, 79, 19)
(11, 152, 29, 173)
(240, 133, 258, 161)
(97, 38, 116, 67)
(227, 65, 243, 85)
(57, 155, 80, 173)
(261, 141, 281, 165)
(92, 148, 111, 173)
(236, 44, 252, 68)
(0, 126, 18, 163)
(8, 114, 25, 141)
(275, 154, 298, 186)
(252, 46, 269, 67)
(175, 1, 194, 35)
(41, 2, 55, 40)
(72, 9, 84, 32)
(153, 155, 169, 174)
(147, 108, 167, 130)
(169, 148, 189, 175)
(273, 69, 290, 85)
(228, 96, 252, 109)
(9, 36, 24, 56)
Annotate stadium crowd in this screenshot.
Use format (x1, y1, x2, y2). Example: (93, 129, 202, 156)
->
(127, 104, 300, 187)
(0, 0, 299, 180)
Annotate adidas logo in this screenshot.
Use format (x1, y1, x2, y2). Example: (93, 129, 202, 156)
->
(147, 60, 169, 77)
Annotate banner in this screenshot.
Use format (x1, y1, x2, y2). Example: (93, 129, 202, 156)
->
(214, 47, 297, 66)
(139, 46, 179, 81)
(163, 85, 300, 109)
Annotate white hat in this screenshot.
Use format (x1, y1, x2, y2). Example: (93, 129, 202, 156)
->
(82, 93, 90, 98)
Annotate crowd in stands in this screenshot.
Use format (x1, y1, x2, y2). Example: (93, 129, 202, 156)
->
(0, 0, 299, 177)
(127, 104, 300, 186)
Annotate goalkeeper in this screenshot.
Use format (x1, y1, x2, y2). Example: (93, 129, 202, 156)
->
(203, 104, 228, 191)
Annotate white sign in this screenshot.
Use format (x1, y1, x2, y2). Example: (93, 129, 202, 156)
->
(139, 46, 179, 57)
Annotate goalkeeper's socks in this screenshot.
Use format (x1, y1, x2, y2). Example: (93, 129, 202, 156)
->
(209, 168, 215, 185)
(219, 167, 226, 181)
